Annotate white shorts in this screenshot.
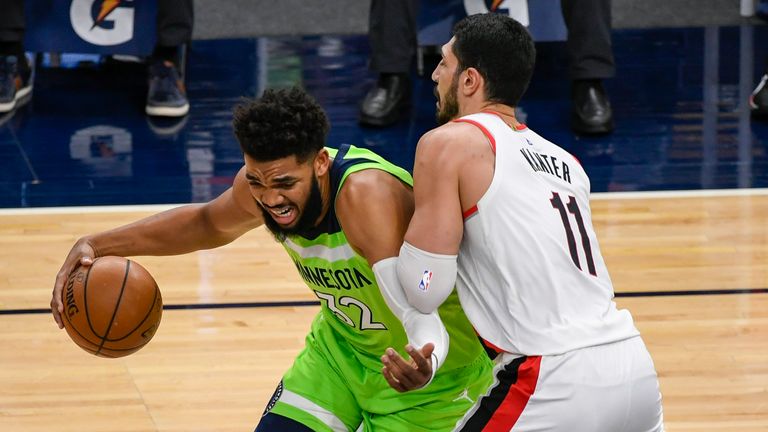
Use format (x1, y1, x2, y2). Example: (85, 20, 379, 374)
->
(454, 336, 664, 432)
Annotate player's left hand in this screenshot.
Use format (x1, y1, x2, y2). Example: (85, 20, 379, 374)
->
(381, 343, 434, 392)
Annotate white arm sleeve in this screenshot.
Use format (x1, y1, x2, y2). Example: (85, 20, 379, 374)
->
(396, 241, 458, 314)
(372, 258, 449, 383)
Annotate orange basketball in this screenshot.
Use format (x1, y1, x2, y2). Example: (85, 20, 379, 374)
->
(61, 256, 162, 358)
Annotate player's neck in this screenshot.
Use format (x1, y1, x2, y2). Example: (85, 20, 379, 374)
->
(479, 103, 521, 129)
(315, 174, 332, 227)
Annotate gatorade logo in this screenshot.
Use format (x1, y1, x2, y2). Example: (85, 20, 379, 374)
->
(463, 0, 530, 26)
(70, 0, 135, 46)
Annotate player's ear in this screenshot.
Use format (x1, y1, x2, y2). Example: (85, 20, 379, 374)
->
(462, 67, 483, 97)
(314, 148, 330, 177)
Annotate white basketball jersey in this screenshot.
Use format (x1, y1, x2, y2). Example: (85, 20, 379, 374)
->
(455, 112, 639, 356)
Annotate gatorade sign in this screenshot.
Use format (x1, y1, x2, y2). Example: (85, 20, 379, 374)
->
(70, 0, 135, 46)
(24, 0, 156, 55)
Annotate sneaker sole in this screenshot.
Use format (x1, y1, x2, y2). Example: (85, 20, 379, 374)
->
(145, 103, 190, 117)
(0, 84, 34, 114)
(16, 84, 32, 100)
(0, 100, 15, 113)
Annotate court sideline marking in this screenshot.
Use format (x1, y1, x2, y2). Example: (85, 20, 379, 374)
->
(2, 288, 767, 316)
(0, 188, 767, 216)
(2, 188, 765, 315)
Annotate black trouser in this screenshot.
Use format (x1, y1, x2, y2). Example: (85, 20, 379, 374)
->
(368, 0, 418, 74)
(156, 0, 194, 48)
(0, 0, 193, 48)
(561, 0, 615, 80)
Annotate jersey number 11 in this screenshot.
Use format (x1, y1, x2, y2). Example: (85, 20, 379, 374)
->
(550, 192, 597, 276)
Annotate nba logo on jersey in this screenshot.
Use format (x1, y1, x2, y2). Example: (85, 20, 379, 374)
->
(418, 270, 433, 291)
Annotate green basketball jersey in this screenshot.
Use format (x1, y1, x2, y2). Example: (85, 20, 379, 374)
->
(281, 144, 484, 372)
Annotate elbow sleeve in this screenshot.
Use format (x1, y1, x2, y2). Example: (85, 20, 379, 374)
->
(373, 258, 449, 375)
(396, 242, 458, 314)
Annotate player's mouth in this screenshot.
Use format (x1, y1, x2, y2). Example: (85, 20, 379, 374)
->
(267, 205, 297, 226)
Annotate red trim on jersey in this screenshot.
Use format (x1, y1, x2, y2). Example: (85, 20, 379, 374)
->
(480, 336, 505, 355)
(463, 204, 479, 220)
(571, 154, 583, 166)
(453, 118, 496, 153)
(484, 356, 542, 432)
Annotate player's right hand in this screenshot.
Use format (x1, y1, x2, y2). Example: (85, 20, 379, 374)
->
(52, 238, 97, 329)
(381, 343, 435, 392)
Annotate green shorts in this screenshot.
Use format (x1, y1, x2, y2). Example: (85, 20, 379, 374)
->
(265, 321, 493, 432)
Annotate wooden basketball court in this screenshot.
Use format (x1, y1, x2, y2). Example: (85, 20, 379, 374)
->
(1, 189, 766, 432)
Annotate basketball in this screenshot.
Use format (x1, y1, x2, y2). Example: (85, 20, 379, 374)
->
(61, 256, 163, 358)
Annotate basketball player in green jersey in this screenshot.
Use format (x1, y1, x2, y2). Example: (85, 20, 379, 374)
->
(50, 87, 493, 432)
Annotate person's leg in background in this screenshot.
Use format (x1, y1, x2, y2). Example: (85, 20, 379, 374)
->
(561, 0, 615, 134)
(146, 0, 193, 117)
(0, 0, 32, 113)
(359, 0, 418, 127)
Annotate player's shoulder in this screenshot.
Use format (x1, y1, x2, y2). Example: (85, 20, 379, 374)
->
(231, 166, 249, 193)
(416, 121, 491, 165)
(419, 120, 484, 147)
(230, 166, 261, 214)
(339, 168, 410, 208)
(336, 168, 413, 259)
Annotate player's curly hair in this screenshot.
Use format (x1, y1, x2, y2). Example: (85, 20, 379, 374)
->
(232, 87, 330, 163)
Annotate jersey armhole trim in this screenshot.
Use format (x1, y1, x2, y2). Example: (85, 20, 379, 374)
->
(463, 204, 479, 220)
(453, 118, 496, 153)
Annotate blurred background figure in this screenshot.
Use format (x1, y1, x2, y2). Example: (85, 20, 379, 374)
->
(562, 0, 615, 134)
(358, 0, 418, 127)
(0, 0, 193, 117)
(357, 0, 616, 134)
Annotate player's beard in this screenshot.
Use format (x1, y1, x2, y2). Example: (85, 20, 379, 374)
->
(436, 72, 460, 125)
(260, 175, 324, 242)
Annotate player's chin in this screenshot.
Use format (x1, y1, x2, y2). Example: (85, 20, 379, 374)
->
(276, 213, 301, 229)
(268, 206, 299, 227)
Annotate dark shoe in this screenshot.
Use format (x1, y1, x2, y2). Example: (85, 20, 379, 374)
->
(0, 55, 33, 113)
(359, 73, 410, 127)
(750, 74, 768, 118)
(146, 60, 189, 117)
(571, 79, 614, 134)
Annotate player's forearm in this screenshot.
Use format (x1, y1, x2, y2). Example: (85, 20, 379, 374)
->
(85, 205, 237, 257)
(373, 258, 449, 375)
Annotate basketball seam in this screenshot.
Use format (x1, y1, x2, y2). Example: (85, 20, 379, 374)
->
(71, 263, 109, 347)
(62, 270, 103, 349)
(64, 315, 103, 348)
(97, 343, 151, 352)
(103, 282, 160, 342)
(83, 261, 100, 338)
(96, 259, 132, 356)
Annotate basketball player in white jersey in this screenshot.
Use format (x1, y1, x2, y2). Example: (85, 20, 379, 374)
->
(372, 13, 664, 431)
